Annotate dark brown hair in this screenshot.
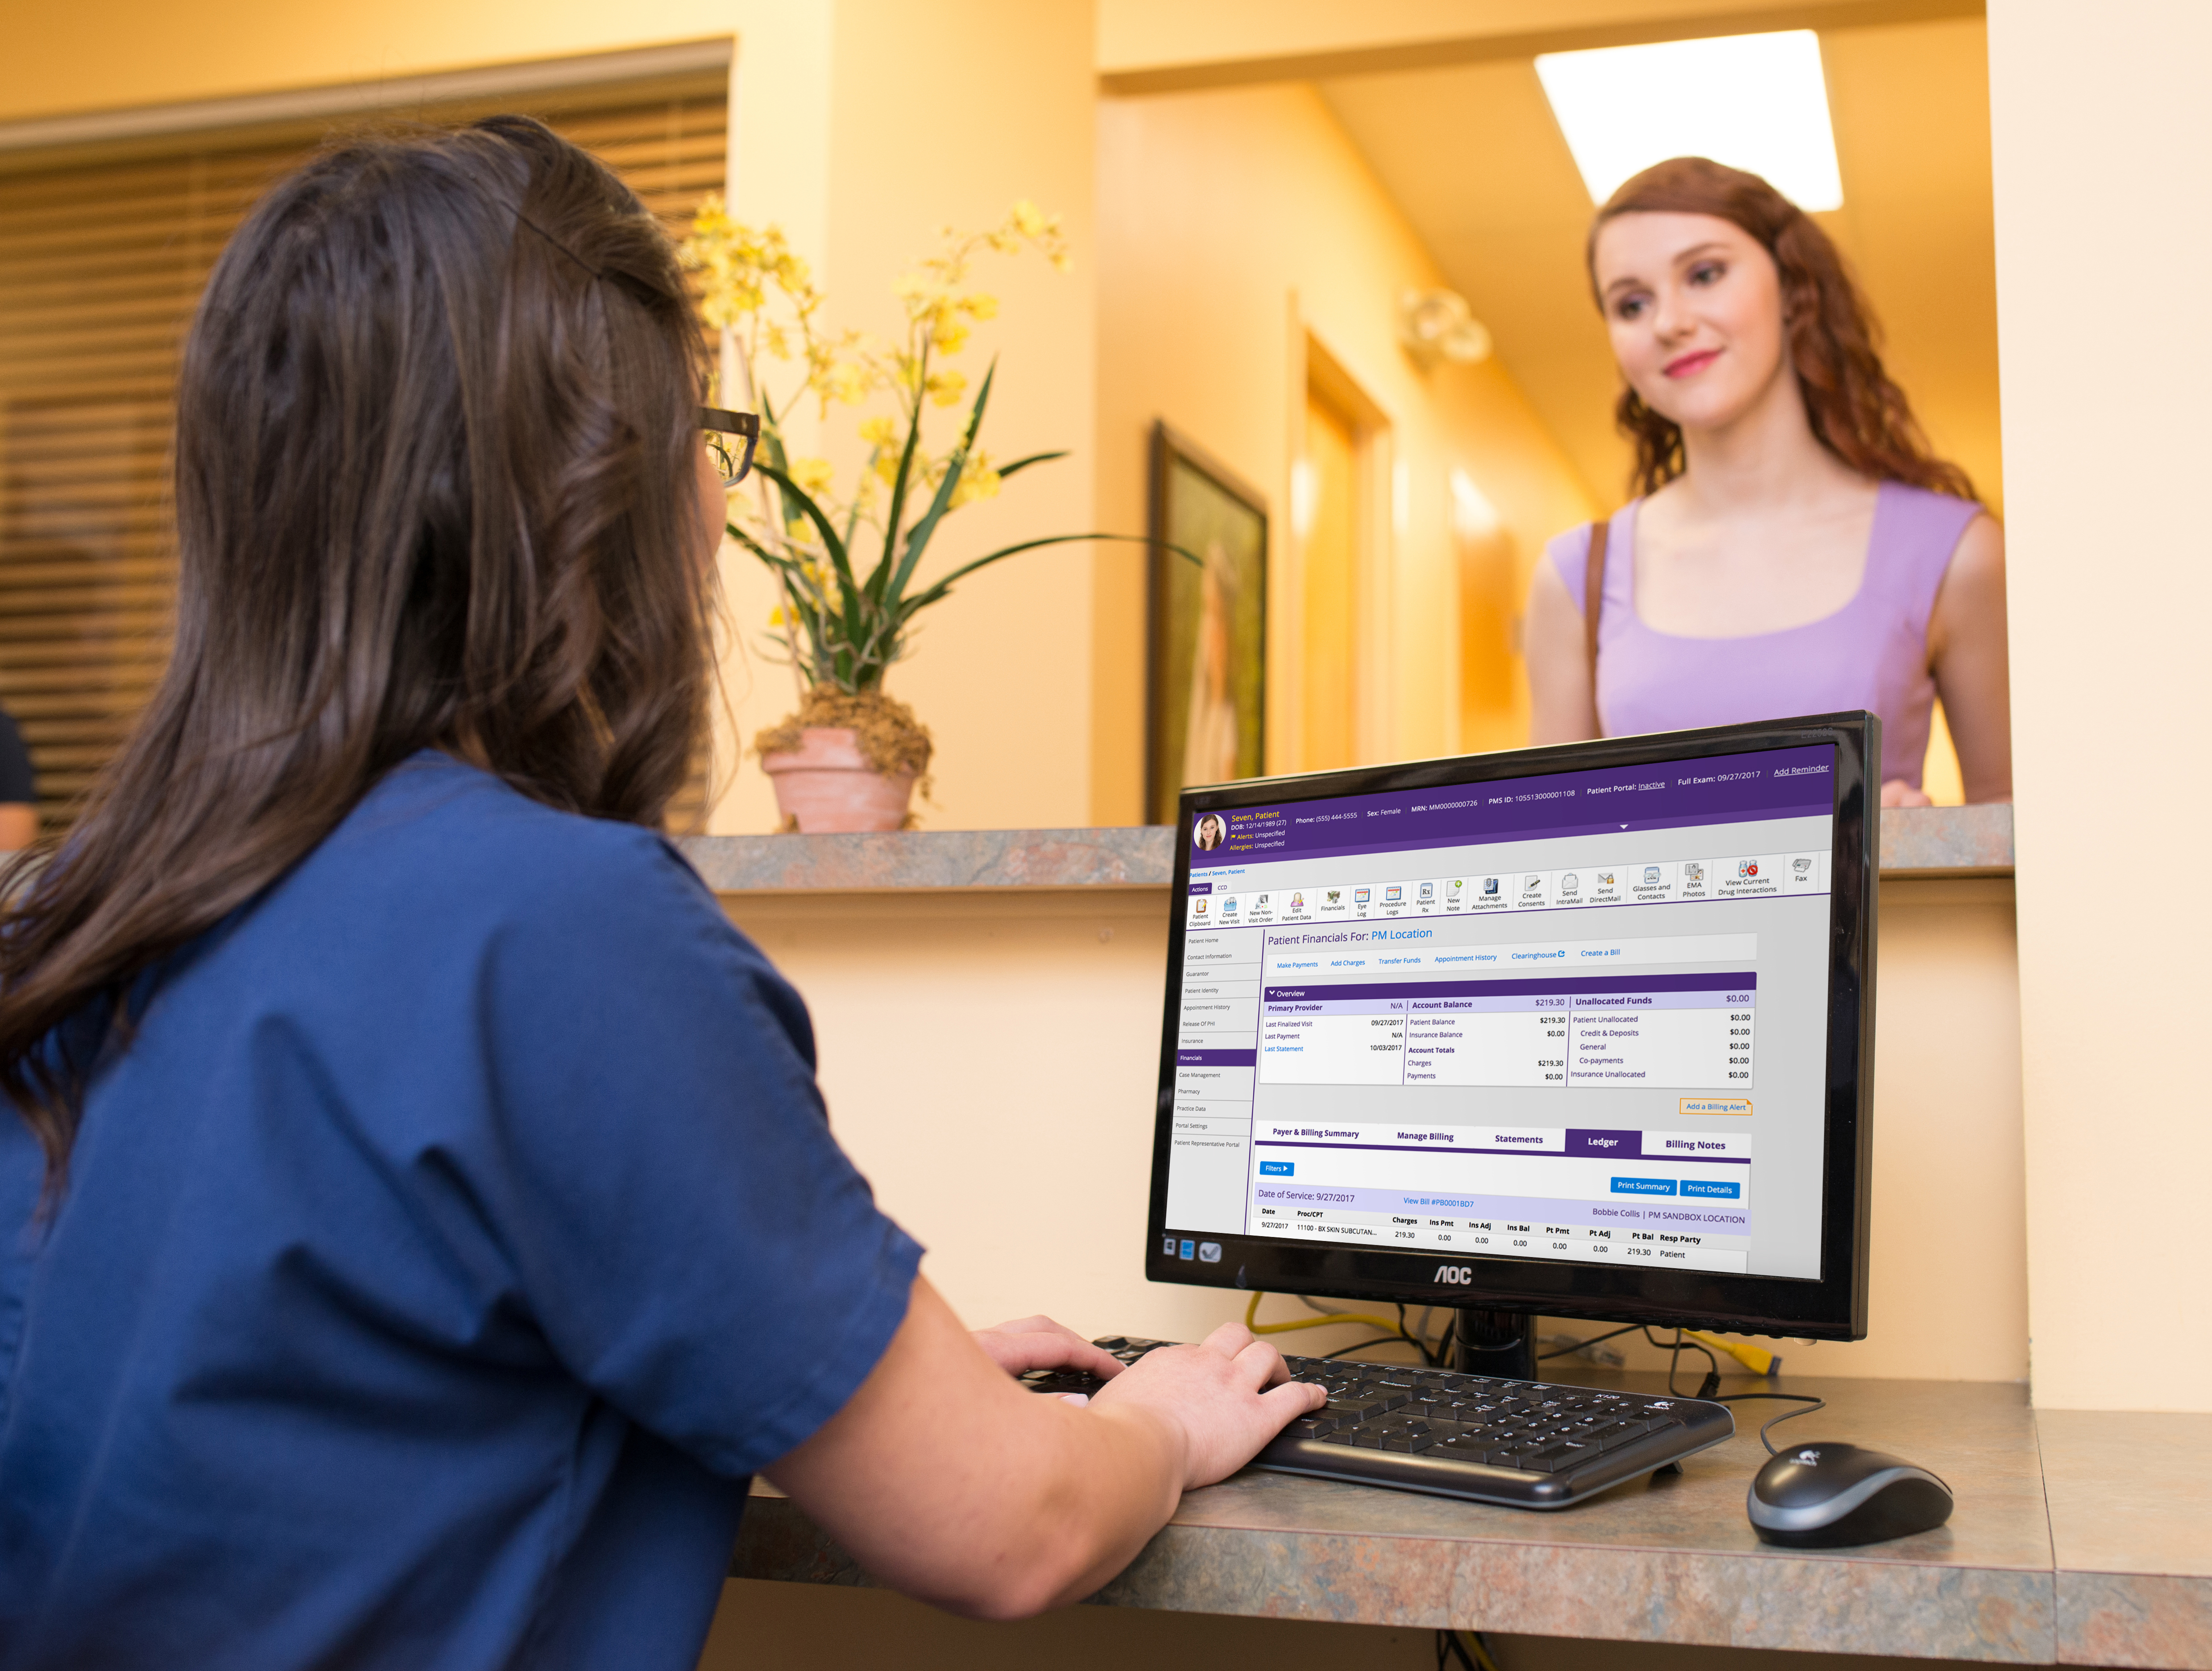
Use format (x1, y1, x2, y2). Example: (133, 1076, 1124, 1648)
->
(0, 115, 712, 1180)
(1588, 156, 1975, 501)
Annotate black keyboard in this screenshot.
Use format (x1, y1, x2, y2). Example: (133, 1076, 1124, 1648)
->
(1021, 1336, 1734, 1509)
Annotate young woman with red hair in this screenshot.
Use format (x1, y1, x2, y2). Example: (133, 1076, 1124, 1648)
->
(1527, 157, 2009, 805)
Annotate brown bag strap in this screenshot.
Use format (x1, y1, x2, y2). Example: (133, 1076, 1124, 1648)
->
(1582, 516, 1609, 720)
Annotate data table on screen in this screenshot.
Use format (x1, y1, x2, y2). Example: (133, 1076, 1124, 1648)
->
(1259, 974, 1755, 1091)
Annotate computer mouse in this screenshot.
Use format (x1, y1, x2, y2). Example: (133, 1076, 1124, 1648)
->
(1747, 1442, 1953, 1547)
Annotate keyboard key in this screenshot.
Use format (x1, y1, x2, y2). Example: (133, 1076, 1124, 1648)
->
(1326, 1400, 1392, 1425)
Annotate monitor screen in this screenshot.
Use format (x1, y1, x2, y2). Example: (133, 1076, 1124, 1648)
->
(1148, 716, 1875, 1340)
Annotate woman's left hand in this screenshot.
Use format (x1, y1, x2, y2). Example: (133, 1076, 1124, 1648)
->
(972, 1314, 1127, 1381)
(1881, 778, 1933, 808)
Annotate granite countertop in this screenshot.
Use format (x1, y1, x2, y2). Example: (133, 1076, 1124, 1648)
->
(680, 804, 2013, 894)
(731, 1374, 2208, 1667)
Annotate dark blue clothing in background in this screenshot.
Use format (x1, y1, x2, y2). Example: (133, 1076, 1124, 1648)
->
(0, 754, 922, 1670)
(0, 708, 33, 807)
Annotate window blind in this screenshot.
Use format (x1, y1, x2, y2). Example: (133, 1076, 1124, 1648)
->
(0, 75, 728, 834)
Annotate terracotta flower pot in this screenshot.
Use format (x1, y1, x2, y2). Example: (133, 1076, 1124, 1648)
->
(761, 726, 917, 833)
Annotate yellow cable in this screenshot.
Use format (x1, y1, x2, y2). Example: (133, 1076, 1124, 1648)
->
(1243, 1290, 1412, 1342)
(1683, 1329, 1780, 1377)
(1455, 1629, 1504, 1671)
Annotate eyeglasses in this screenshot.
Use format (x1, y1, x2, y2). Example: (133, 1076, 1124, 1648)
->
(700, 406, 761, 488)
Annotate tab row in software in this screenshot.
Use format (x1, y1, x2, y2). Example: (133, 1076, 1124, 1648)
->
(1186, 851, 1829, 921)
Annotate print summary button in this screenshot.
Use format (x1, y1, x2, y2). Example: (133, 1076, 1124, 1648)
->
(1611, 1177, 1678, 1196)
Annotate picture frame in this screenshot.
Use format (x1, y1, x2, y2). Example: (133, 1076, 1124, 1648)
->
(1146, 422, 1268, 825)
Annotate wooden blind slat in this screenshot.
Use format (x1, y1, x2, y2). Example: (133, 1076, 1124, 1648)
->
(0, 79, 726, 834)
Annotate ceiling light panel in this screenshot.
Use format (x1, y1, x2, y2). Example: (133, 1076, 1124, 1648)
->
(1535, 31, 1844, 212)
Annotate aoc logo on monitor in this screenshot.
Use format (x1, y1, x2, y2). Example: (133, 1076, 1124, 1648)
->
(1434, 1265, 1473, 1285)
(1192, 812, 1226, 852)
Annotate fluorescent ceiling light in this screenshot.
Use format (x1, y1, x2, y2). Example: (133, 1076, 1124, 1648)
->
(1535, 31, 1844, 212)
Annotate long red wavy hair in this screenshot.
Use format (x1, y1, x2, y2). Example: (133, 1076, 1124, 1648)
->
(1588, 156, 1975, 502)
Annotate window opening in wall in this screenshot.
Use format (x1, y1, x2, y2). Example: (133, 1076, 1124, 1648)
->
(0, 70, 728, 835)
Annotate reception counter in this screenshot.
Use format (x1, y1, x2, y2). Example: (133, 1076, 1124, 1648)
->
(679, 802, 2015, 895)
(687, 807, 2076, 1663)
(729, 1372, 2212, 1667)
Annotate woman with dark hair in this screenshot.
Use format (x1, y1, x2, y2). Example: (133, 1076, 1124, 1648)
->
(0, 117, 1317, 1670)
(1526, 157, 2009, 805)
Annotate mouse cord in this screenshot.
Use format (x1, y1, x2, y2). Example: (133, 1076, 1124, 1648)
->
(1712, 1391, 1827, 1453)
(1535, 1322, 1643, 1361)
(1646, 1328, 1722, 1396)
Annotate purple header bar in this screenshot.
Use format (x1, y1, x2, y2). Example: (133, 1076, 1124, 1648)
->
(1263, 971, 1755, 1003)
(1190, 745, 1834, 870)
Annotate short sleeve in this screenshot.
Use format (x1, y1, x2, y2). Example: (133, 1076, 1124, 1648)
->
(0, 709, 36, 804)
(463, 831, 922, 1479)
(1546, 523, 1598, 613)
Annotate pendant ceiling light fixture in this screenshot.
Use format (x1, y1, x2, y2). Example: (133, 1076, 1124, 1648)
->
(1536, 30, 1845, 212)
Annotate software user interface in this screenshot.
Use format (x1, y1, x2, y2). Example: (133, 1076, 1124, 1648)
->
(1166, 745, 1837, 1280)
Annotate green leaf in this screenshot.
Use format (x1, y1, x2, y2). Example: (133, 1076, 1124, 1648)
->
(875, 338, 932, 596)
(882, 360, 996, 613)
(992, 449, 1067, 481)
(752, 462, 867, 659)
(895, 531, 1189, 620)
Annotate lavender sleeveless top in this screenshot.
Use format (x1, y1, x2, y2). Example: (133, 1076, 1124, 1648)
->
(1546, 481, 1982, 790)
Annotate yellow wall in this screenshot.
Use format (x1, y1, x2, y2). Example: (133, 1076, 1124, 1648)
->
(732, 881, 2026, 1383)
(1989, 0, 2210, 1412)
(1091, 83, 1593, 822)
(2, 0, 1106, 837)
(715, 0, 1101, 835)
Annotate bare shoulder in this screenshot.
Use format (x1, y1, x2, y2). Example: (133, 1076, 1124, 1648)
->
(1947, 511, 2005, 583)
(1927, 511, 2006, 662)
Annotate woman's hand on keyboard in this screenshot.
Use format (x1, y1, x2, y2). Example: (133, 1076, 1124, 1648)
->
(971, 1315, 1126, 1381)
(1090, 1321, 1327, 1489)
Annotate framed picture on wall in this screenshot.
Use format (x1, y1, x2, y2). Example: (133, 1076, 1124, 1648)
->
(1147, 422, 1268, 825)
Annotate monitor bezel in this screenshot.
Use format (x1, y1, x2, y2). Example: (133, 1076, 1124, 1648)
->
(1143, 712, 1877, 1340)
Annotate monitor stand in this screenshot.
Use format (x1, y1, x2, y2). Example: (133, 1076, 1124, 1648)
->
(1454, 1308, 1537, 1381)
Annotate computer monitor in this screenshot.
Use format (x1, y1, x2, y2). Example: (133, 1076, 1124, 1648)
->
(1147, 713, 1876, 1374)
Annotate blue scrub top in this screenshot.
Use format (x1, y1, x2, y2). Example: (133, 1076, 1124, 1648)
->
(0, 754, 923, 1670)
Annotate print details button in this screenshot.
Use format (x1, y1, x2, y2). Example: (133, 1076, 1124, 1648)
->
(1611, 1177, 1678, 1196)
(1681, 1179, 1741, 1199)
(1259, 1160, 1296, 1176)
